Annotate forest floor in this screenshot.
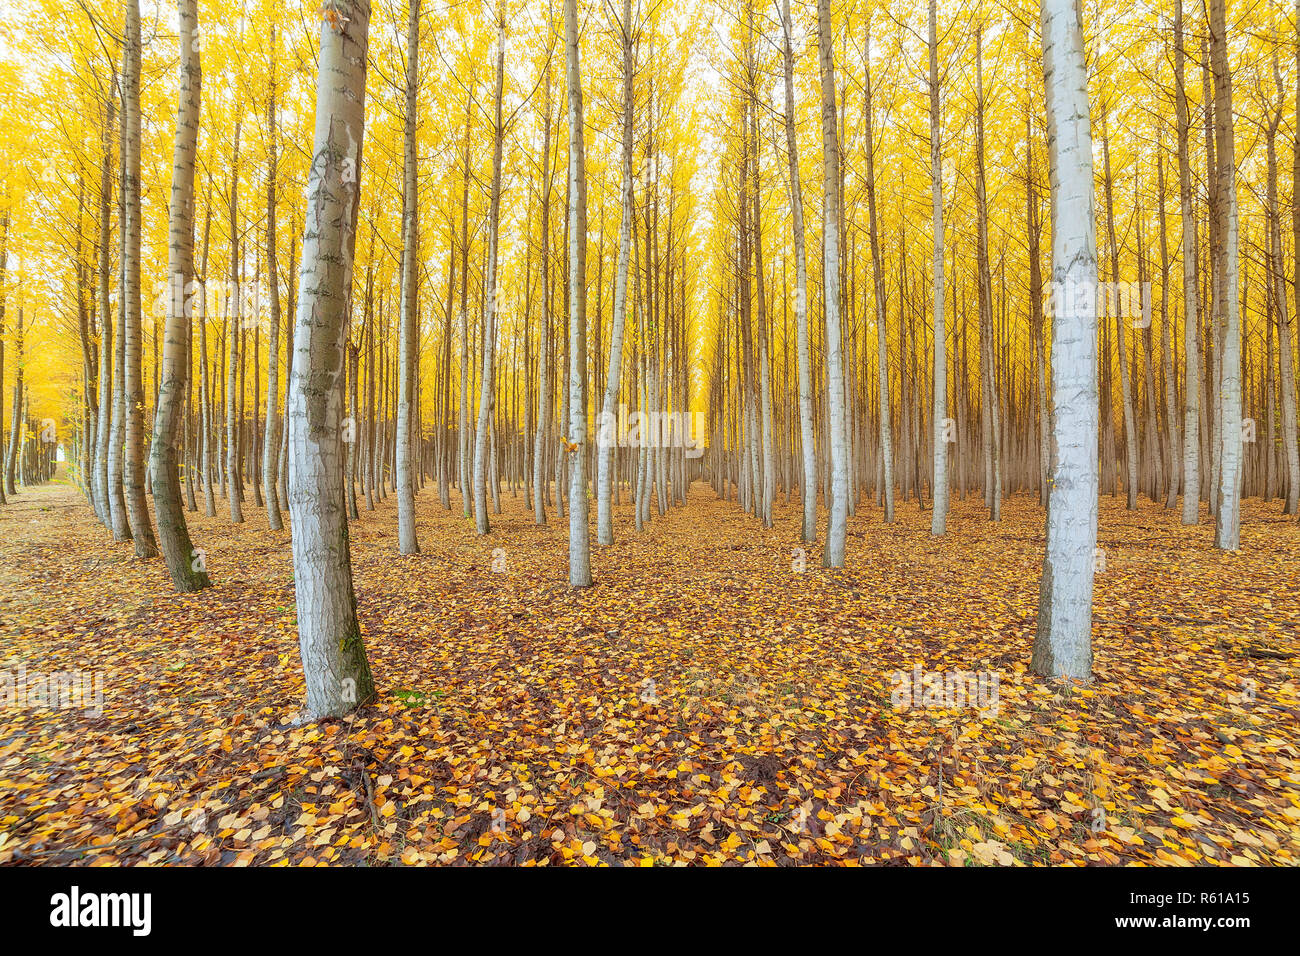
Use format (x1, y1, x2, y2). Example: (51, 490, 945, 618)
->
(1, 472, 1298, 866)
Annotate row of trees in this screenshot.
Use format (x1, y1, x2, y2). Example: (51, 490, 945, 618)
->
(11, 0, 1285, 558)
(0, 248, 57, 496)
(0, 0, 1280, 711)
(706, 0, 1274, 563)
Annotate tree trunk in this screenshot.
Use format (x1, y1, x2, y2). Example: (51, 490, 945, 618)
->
(148, 0, 209, 591)
(287, 0, 376, 720)
(5, 307, 22, 495)
(226, 119, 244, 525)
(975, 27, 1000, 522)
(1101, 116, 1138, 509)
(122, 0, 158, 558)
(94, 90, 115, 525)
(0, 211, 7, 508)
(747, 3, 773, 529)
(473, 14, 506, 536)
(396, 0, 420, 553)
(535, 69, 554, 527)
(1175, 0, 1200, 525)
(1032, 0, 1098, 681)
(864, 26, 893, 525)
(817, 0, 848, 567)
(1157, 150, 1181, 510)
(264, 28, 284, 531)
(928, 0, 948, 536)
(1209, 0, 1242, 550)
(108, 86, 131, 540)
(565, 0, 592, 586)
(781, 0, 816, 543)
(597, 0, 633, 546)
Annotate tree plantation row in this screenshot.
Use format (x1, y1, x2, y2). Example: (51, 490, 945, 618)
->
(0, 0, 1285, 719)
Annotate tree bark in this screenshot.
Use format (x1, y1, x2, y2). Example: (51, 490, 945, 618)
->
(864, 26, 893, 525)
(597, 0, 633, 546)
(1209, 0, 1242, 550)
(226, 119, 244, 525)
(396, 0, 420, 553)
(781, 0, 816, 544)
(975, 27, 1001, 522)
(473, 12, 506, 536)
(148, 0, 209, 590)
(817, 0, 848, 567)
(1032, 0, 1098, 681)
(1175, 0, 1200, 525)
(122, 0, 158, 558)
(565, 0, 592, 586)
(264, 27, 284, 531)
(1101, 114, 1138, 509)
(928, 0, 948, 536)
(94, 89, 115, 526)
(5, 307, 22, 495)
(535, 69, 554, 527)
(287, 0, 376, 720)
(747, 3, 774, 529)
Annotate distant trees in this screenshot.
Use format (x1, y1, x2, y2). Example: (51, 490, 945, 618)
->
(4, 0, 1296, 637)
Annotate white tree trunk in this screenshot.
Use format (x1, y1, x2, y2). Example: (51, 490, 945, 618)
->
(1031, 0, 1098, 681)
(597, 0, 633, 547)
(534, 72, 553, 527)
(473, 16, 506, 536)
(1175, 0, 1200, 525)
(263, 27, 284, 532)
(109, 94, 131, 540)
(457, 109, 471, 518)
(782, 0, 816, 544)
(565, 0, 592, 586)
(1210, 0, 1242, 550)
(928, 0, 948, 536)
(122, 0, 157, 558)
(226, 121, 244, 525)
(396, 0, 420, 553)
(94, 97, 115, 528)
(148, 0, 208, 591)
(287, 0, 376, 719)
(816, 0, 848, 567)
(864, 28, 894, 525)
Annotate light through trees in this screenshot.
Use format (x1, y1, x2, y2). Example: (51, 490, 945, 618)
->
(0, 0, 1291, 717)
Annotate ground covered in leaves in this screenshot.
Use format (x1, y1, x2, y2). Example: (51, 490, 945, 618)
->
(2, 474, 1298, 866)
